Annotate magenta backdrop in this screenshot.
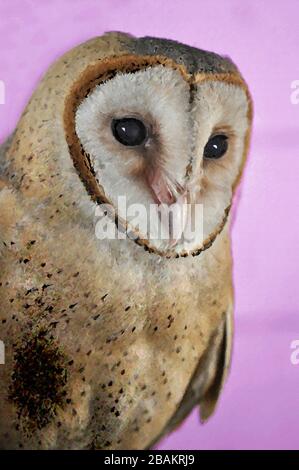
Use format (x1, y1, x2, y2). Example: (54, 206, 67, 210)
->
(0, 0, 298, 450)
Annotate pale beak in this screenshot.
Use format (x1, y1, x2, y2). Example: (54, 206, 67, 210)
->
(147, 168, 189, 247)
(147, 167, 176, 205)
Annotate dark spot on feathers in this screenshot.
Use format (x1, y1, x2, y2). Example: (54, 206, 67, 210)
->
(167, 314, 174, 328)
(26, 240, 36, 249)
(8, 328, 68, 432)
(69, 303, 78, 309)
(42, 284, 52, 291)
(25, 287, 38, 296)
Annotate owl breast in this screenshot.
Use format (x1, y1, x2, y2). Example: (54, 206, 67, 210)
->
(0, 196, 231, 449)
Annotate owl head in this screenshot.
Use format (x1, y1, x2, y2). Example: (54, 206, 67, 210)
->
(11, 33, 253, 258)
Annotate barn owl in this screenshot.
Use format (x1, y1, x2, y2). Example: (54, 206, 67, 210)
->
(0, 32, 252, 450)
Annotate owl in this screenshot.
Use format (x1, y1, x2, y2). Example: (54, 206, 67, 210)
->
(0, 32, 252, 450)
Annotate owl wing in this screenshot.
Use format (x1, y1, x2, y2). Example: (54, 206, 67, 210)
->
(198, 301, 233, 422)
(148, 301, 233, 448)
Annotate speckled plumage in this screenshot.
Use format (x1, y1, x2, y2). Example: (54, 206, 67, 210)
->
(0, 32, 252, 449)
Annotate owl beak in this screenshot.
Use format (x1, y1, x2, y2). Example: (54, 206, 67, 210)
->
(147, 168, 189, 247)
(147, 168, 176, 205)
(167, 190, 189, 247)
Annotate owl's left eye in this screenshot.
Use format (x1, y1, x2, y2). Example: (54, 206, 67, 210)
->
(203, 134, 228, 159)
(111, 117, 148, 147)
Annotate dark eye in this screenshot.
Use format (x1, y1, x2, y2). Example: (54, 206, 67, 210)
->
(203, 134, 228, 159)
(111, 117, 148, 147)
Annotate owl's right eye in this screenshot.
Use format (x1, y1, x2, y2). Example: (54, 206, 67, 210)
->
(203, 134, 228, 160)
(111, 117, 148, 147)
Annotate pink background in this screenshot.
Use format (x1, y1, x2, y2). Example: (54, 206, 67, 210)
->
(0, 0, 298, 449)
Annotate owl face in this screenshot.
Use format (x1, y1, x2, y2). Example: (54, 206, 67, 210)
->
(64, 37, 252, 257)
